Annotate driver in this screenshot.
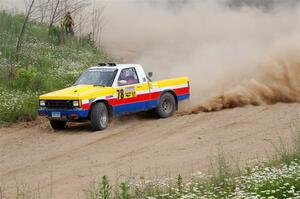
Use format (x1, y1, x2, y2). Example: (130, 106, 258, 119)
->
(120, 69, 137, 84)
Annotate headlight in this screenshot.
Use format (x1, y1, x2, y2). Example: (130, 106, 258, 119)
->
(73, 100, 80, 107)
(39, 100, 45, 106)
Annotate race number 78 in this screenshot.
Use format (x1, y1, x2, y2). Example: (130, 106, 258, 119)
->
(117, 89, 124, 99)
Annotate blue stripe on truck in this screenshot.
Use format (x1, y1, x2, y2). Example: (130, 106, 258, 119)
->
(113, 94, 189, 115)
(177, 94, 190, 101)
(38, 109, 89, 119)
(113, 100, 158, 115)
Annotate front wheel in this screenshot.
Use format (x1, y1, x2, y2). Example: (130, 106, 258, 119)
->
(90, 102, 109, 131)
(155, 92, 176, 118)
(50, 120, 67, 130)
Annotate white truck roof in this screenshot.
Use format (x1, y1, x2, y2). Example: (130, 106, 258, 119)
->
(89, 64, 143, 71)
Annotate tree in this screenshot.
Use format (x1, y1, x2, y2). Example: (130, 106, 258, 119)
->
(90, 3, 107, 47)
(15, 0, 35, 62)
(36, 0, 50, 22)
(48, 0, 60, 30)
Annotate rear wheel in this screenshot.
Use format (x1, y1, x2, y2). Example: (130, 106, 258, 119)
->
(90, 102, 109, 131)
(155, 92, 176, 118)
(49, 120, 67, 130)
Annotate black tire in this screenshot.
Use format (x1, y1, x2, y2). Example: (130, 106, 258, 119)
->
(50, 120, 67, 130)
(155, 92, 176, 118)
(90, 102, 109, 131)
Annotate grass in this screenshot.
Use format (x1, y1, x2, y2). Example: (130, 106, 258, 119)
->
(83, 131, 300, 199)
(0, 10, 111, 123)
(84, 176, 112, 199)
(268, 132, 300, 167)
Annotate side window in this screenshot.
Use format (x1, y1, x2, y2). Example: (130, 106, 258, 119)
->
(118, 68, 139, 86)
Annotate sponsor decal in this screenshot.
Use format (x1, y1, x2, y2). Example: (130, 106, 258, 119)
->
(125, 86, 135, 92)
(117, 87, 136, 99)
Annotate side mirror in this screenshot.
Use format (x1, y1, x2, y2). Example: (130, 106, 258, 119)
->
(118, 80, 127, 86)
(148, 72, 153, 78)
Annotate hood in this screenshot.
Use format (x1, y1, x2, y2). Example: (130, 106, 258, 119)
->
(39, 85, 114, 100)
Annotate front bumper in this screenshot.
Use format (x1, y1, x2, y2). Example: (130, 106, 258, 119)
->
(38, 108, 89, 121)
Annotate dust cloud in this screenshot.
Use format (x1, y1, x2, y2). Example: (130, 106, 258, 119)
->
(98, 0, 300, 112)
(180, 46, 300, 114)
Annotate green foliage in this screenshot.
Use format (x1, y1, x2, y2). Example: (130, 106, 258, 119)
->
(206, 148, 238, 196)
(117, 182, 131, 199)
(84, 176, 112, 199)
(48, 26, 63, 44)
(84, 163, 300, 199)
(16, 67, 37, 90)
(100, 176, 112, 199)
(266, 132, 300, 168)
(0, 11, 111, 122)
(176, 175, 183, 194)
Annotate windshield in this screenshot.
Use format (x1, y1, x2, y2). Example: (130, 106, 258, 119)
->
(74, 68, 118, 86)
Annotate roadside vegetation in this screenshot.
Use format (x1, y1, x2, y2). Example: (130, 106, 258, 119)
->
(84, 133, 300, 199)
(0, 11, 110, 123)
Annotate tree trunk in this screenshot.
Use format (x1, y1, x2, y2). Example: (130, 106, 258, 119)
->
(15, 0, 35, 62)
(49, 0, 60, 30)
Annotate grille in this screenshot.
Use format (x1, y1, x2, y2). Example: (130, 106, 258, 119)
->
(45, 100, 73, 109)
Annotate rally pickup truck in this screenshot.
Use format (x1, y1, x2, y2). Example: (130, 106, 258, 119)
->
(38, 63, 190, 131)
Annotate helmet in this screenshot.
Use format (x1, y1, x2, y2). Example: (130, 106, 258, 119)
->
(124, 69, 133, 78)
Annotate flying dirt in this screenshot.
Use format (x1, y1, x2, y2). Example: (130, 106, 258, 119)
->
(180, 47, 300, 114)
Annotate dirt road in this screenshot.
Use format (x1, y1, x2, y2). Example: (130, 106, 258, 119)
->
(1, 103, 299, 198)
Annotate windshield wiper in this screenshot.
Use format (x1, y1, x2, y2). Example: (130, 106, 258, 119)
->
(93, 84, 106, 87)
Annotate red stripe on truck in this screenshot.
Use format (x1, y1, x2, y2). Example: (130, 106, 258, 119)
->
(81, 87, 190, 110)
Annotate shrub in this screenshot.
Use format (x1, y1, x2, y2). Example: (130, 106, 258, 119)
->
(16, 67, 37, 90)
